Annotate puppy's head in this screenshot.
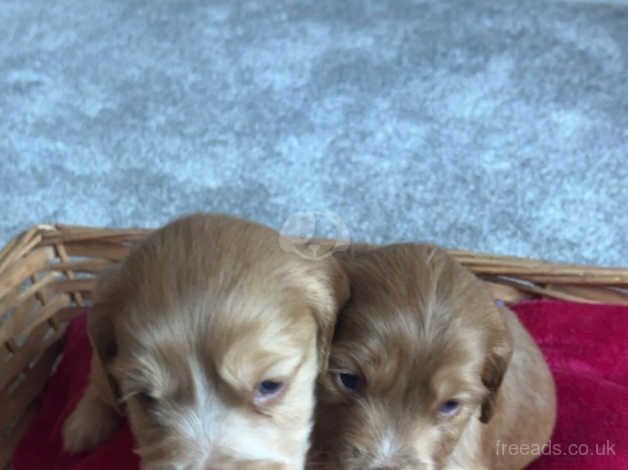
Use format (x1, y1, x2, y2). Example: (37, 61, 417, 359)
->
(312, 244, 511, 470)
(89, 214, 349, 469)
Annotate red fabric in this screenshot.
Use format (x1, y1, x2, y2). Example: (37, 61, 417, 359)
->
(11, 314, 140, 470)
(11, 301, 628, 469)
(516, 301, 628, 469)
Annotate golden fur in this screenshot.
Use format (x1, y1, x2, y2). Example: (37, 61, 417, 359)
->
(310, 243, 556, 470)
(63, 213, 349, 469)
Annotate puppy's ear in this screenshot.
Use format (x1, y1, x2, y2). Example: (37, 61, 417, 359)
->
(480, 306, 513, 423)
(308, 257, 351, 373)
(87, 266, 125, 411)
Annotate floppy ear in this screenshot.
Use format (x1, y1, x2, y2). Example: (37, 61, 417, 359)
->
(87, 266, 125, 412)
(308, 257, 351, 374)
(480, 306, 513, 423)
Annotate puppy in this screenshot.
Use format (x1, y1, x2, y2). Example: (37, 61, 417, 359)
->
(311, 244, 556, 470)
(63, 213, 350, 469)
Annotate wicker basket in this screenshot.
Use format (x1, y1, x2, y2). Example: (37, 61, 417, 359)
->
(1, 224, 628, 466)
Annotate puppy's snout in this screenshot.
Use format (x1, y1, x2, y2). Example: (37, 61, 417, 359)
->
(371, 465, 426, 470)
(370, 466, 417, 470)
(206, 460, 287, 470)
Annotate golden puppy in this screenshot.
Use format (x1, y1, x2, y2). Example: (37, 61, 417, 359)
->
(63, 213, 350, 469)
(311, 244, 556, 470)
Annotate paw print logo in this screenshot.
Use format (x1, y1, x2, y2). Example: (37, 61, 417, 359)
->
(279, 211, 351, 260)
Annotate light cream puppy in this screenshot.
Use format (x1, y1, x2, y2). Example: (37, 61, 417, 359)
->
(63, 213, 349, 470)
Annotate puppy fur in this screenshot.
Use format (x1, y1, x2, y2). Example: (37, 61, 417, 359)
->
(310, 244, 556, 470)
(63, 213, 350, 469)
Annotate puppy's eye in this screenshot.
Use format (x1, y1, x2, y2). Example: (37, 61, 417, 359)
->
(136, 391, 158, 408)
(255, 380, 284, 399)
(438, 399, 460, 416)
(335, 372, 362, 393)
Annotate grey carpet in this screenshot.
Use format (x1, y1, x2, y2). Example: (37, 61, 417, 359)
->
(2, 0, 627, 265)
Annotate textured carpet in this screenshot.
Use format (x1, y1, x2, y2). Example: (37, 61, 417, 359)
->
(2, 0, 627, 265)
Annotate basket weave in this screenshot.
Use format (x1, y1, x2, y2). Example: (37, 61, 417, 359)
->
(1, 224, 628, 466)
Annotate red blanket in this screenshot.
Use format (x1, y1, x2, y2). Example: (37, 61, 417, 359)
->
(12, 300, 628, 469)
